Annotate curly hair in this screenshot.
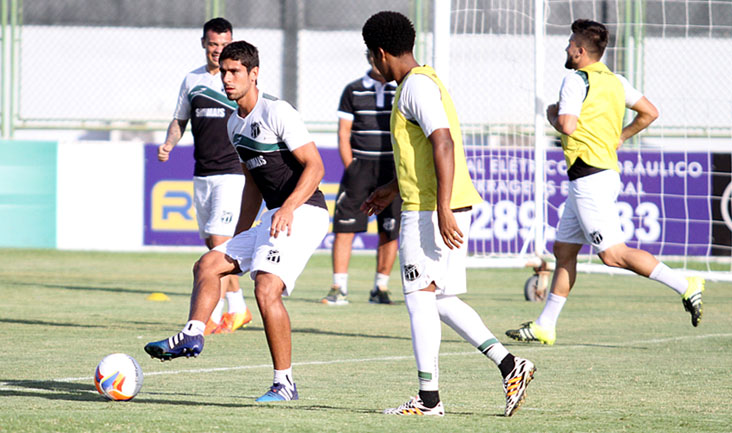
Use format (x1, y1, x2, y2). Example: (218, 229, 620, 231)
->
(362, 11, 415, 56)
(571, 19, 609, 58)
(203, 17, 232, 38)
(220, 40, 259, 72)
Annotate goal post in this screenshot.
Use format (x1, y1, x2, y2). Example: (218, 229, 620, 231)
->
(441, 0, 732, 282)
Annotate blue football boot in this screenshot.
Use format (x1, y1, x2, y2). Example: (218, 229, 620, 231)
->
(144, 332, 204, 361)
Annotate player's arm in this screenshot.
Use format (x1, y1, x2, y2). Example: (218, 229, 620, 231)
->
(235, 164, 263, 235)
(402, 74, 463, 249)
(547, 103, 578, 136)
(270, 142, 324, 237)
(429, 128, 463, 250)
(158, 119, 188, 162)
(361, 178, 399, 216)
(337, 118, 354, 168)
(548, 73, 585, 136)
(618, 96, 659, 148)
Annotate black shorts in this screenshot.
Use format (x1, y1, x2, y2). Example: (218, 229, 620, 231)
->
(332, 158, 401, 241)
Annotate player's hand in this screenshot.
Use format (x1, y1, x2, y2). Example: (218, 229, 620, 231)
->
(437, 207, 463, 250)
(361, 184, 398, 216)
(158, 143, 173, 162)
(270, 206, 294, 238)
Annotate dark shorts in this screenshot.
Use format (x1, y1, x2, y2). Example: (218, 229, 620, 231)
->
(332, 158, 401, 241)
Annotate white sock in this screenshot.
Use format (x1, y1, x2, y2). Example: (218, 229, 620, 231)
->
(182, 320, 205, 336)
(333, 273, 348, 295)
(374, 273, 390, 290)
(210, 299, 225, 324)
(535, 293, 567, 329)
(649, 262, 688, 295)
(226, 289, 247, 313)
(436, 295, 508, 366)
(273, 367, 294, 388)
(405, 290, 441, 391)
(436, 295, 496, 347)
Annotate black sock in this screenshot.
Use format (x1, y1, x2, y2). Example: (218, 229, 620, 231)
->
(498, 353, 516, 378)
(418, 390, 440, 408)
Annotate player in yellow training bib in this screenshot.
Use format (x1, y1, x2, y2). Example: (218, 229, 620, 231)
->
(361, 11, 535, 417)
(506, 19, 705, 347)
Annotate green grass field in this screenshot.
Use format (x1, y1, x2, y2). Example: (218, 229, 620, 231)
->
(1, 248, 730, 433)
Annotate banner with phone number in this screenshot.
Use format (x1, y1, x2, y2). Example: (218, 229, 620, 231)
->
(466, 148, 715, 256)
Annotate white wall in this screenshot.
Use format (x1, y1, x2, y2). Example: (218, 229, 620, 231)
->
(56, 140, 145, 250)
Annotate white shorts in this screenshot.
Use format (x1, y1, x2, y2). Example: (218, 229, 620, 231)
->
(398, 209, 472, 295)
(193, 174, 245, 239)
(213, 204, 329, 295)
(555, 169, 625, 253)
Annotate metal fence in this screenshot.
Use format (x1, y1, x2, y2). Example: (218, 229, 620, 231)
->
(1, 0, 421, 137)
(1, 0, 731, 139)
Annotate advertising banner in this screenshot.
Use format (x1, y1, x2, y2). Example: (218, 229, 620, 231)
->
(467, 148, 718, 256)
(144, 144, 730, 256)
(144, 145, 201, 246)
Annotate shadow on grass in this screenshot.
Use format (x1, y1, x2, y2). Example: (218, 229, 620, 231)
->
(294, 327, 412, 341)
(0, 379, 240, 407)
(285, 297, 405, 306)
(241, 325, 461, 343)
(7, 281, 190, 297)
(0, 380, 489, 415)
(502, 341, 648, 350)
(0, 379, 102, 402)
(0, 318, 106, 329)
(0, 317, 174, 330)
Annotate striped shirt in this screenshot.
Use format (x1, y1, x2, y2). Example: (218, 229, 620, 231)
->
(337, 72, 396, 160)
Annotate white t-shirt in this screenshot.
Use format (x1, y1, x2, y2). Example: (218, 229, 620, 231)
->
(397, 73, 450, 138)
(558, 72, 644, 116)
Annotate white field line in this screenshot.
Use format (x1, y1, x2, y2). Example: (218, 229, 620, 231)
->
(2, 333, 730, 392)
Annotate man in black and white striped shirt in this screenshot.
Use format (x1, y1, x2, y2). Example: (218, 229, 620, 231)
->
(322, 53, 402, 306)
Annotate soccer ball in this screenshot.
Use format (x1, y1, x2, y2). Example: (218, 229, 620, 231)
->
(94, 353, 143, 401)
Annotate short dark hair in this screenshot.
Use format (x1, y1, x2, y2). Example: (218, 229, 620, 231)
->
(203, 17, 232, 38)
(571, 19, 609, 58)
(220, 40, 259, 71)
(362, 11, 415, 56)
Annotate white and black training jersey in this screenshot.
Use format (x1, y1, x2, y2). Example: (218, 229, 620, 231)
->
(173, 65, 243, 177)
(227, 92, 326, 210)
(337, 72, 396, 160)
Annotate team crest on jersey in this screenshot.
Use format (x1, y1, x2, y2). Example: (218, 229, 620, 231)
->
(266, 249, 281, 263)
(250, 122, 261, 138)
(403, 264, 420, 282)
(590, 230, 603, 245)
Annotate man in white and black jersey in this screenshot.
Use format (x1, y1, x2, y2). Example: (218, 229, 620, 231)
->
(322, 52, 401, 306)
(158, 17, 251, 335)
(145, 40, 329, 403)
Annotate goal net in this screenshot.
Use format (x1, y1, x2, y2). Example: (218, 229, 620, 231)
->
(445, 0, 732, 282)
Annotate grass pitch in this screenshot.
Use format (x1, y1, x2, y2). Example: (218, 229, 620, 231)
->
(0, 248, 730, 432)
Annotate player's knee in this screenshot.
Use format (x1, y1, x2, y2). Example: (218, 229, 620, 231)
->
(553, 243, 578, 268)
(598, 248, 625, 268)
(254, 276, 285, 306)
(193, 252, 223, 279)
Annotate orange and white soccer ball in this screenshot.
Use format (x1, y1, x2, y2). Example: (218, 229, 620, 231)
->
(94, 353, 143, 401)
